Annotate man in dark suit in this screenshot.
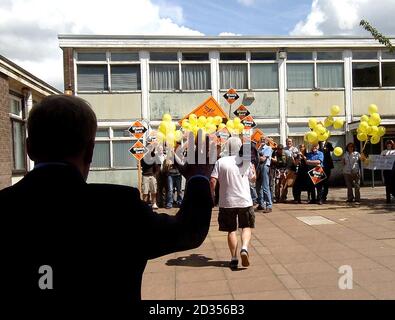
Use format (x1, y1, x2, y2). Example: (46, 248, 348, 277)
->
(0, 95, 213, 308)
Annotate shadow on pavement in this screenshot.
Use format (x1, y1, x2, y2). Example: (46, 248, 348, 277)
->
(166, 254, 230, 268)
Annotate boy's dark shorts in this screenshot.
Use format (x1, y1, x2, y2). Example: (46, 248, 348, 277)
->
(218, 206, 255, 232)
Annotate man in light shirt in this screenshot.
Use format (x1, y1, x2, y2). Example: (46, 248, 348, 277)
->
(210, 137, 256, 269)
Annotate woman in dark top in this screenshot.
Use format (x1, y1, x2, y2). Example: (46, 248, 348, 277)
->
(292, 144, 310, 203)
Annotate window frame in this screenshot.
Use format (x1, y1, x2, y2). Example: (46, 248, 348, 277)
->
(149, 51, 211, 92)
(9, 95, 27, 174)
(219, 51, 279, 92)
(91, 126, 138, 170)
(352, 50, 395, 90)
(286, 50, 345, 91)
(75, 50, 142, 93)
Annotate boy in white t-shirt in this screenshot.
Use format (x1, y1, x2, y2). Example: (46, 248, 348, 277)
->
(210, 137, 256, 269)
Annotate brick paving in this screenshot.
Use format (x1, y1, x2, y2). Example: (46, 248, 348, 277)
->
(142, 186, 395, 300)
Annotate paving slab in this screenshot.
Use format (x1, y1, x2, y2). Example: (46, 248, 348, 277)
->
(142, 186, 395, 300)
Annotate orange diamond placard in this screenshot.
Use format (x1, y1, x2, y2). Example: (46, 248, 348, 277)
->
(223, 88, 239, 104)
(129, 140, 148, 161)
(233, 105, 250, 119)
(241, 115, 256, 130)
(179, 96, 229, 125)
(308, 166, 327, 185)
(128, 120, 147, 139)
(251, 129, 264, 147)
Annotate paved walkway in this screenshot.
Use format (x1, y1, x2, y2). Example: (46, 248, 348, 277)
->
(142, 186, 395, 300)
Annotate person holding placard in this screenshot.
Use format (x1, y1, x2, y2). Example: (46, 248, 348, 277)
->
(342, 143, 361, 204)
(305, 143, 324, 205)
(381, 140, 395, 203)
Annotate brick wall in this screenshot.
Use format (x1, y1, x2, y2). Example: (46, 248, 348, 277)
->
(0, 73, 11, 190)
(62, 48, 74, 92)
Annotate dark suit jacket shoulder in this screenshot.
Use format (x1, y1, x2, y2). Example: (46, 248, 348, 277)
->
(0, 164, 213, 307)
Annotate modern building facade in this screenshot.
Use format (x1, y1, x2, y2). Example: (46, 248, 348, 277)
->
(0, 55, 61, 190)
(58, 35, 395, 186)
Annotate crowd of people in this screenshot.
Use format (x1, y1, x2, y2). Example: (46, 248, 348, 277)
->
(142, 136, 395, 212)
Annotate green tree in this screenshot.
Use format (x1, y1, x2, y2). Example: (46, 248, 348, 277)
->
(360, 20, 394, 52)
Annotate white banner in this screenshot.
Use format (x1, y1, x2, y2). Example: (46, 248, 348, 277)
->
(365, 155, 395, 170)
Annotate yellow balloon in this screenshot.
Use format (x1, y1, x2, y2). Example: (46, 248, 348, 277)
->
(370, 134, 380, 144)
(234, 117, 241, 125)
(159, 121, 169, 134)
(333, 119, 344, 130)
(162, 113, 172, 122)
(333, 147, 343, 157)
(218, 123, 226, 130)
(324, 116, 334, 128)
(237, 123, 245, 131)
(181, 119, 189, 128)
(168, 122, 176, 132)
(157, 131, 165, 143)
(330, 105, 340, 116)
(370, 125, 379, 136)
(314, 124, 326, 135)
(226, 120, 234, 129)
(174, 130, 183, 142)
(378, 126, 386, 137)
(214, 116, 223, 126)
(198, 116, 207, 128)
(307, 131, 318, 144)
(369, 112, 381, 125)
(358, 121, 369, 133)
(357, 132, 368, 142)
(368, 104, 378, 115)
(205, 123, 216, 134)
(207, 116, 214, 124)
(189, 114, 197, 125)
(360, 114, 369, 123)
(366, 126, 373, 136)
(308, 118, 318, 129)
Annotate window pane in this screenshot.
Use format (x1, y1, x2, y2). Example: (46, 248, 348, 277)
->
(92, 141, 110, 168)
(96, 129, 109, 138)
(287, 52, 312, 60)
(77, 52, 106, 61)
(10, 98, 22, 116)
(219, 64, 247, 89)
(382, 51, 395, 59)
(182, 53, 209, 61)
(250, 52, 277, 60)
(111, 65, 141, 90)
(150, 52, 178, 61)
(182, 64, 211, 90)
(353, 51, 377, 60)
(287, 63, 314, 89)
(382, 62, 395, 86)
(250, 64, 278, 89)
(150, 64, 179, 90)
(12, 121, 25, 171)
(352, 63, 379, 87)
(77, 65, 108, 91)
(317, 63, 344, 88)
(111, 52, 139, 61)
(113, 141, 137, 167)
(113, 129, 132, 137)
(317, 52, 343, 60)
(220, 52, 246, 60)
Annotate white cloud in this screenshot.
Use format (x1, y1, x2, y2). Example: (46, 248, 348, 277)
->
(291, 0, 395, 36)
(237, 0, 255, 6)
(0, 0, 203, 90)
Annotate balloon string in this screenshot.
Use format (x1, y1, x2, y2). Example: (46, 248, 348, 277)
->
(361, 139, 368, 153)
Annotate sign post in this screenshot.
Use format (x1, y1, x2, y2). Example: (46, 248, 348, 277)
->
(128, 121, 148, 195)
(223, 88, 239, 118)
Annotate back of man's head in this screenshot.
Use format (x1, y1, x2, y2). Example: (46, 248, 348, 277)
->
(27, 95, 97, 162)
(223, 137, 242, 156)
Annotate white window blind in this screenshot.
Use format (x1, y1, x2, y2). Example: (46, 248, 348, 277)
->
(219, 64, 248, 89)
(250, 64, 278, 89)
(287, 63, 314, 89)
(77, 65, 108, 91)
(111, 65, 141, 90)
(317, 63, 344, 88)
(150, 64, 179, 90)
(181, 64, 211, 90)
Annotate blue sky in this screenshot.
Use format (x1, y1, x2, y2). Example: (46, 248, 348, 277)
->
(155, 0, 312, 35)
